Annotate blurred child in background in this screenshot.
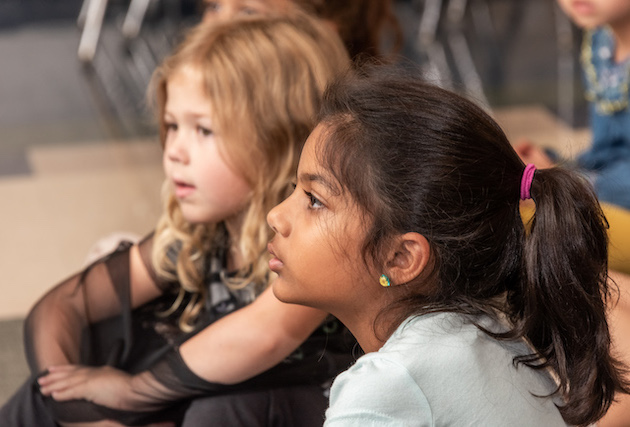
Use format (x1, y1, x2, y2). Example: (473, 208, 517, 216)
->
(517, 0, 630, 210)
(202, 0, 403, 62)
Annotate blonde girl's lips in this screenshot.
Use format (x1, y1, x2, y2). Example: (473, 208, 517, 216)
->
(174, 181, 195, 198)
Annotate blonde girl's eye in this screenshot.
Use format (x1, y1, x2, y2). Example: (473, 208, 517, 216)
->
(197, 125, 213, 137)
(304, 190, 324, 209)
(164, 122, 177, 132)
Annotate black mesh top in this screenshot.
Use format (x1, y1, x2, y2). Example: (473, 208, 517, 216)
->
(24, 233, 356, 425)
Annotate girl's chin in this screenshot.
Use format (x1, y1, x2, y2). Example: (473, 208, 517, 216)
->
(181, 217, 206, 225)
(270, 280, 297, 304)
(271, 279, 316, 308)
(179, 209, 213, 225)
(569, 16, 602, 30)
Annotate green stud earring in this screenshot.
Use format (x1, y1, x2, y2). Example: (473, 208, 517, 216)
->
(379, 274, 390, 287)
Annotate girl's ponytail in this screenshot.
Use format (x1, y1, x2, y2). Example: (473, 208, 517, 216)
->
(519, 165, 627, 425)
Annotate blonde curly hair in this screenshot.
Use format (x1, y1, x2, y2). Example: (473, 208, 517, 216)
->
(149, 12, 349, 330)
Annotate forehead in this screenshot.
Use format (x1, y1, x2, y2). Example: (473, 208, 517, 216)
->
(165, 65, 213, 112)
(168, 65, 203, 92)
(243, 0, 291, 9)
(299, 124, 342, 190)
(299, 125, 327, 169)
(204, 0, 291, 12)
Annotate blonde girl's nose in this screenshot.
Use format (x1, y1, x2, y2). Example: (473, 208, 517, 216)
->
(165, 132, 190, 164)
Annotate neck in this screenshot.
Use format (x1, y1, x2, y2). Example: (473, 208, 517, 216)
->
(333, 288, 402, 354)
(341, 316, 385, 354)
(223, 214, 246, 271)
(610, 22, 630, 62)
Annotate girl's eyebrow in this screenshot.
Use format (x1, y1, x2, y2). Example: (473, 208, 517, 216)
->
(298, 172, 336, 192)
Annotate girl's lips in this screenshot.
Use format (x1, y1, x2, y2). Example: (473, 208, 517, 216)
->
(174, 180, 195, 199)
(571, 0, 595, 15)
(267, 243, 284, 272)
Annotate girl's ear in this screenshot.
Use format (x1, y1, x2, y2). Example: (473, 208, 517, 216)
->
(384, 232, 431, 286)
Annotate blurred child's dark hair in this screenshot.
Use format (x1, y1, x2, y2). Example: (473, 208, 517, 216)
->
(316, 65, 628, 426)
(295, 0, 402, 61)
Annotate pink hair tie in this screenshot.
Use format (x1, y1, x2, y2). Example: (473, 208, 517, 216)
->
(520, 164, 537, 200)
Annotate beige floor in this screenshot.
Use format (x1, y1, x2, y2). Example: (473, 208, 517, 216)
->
(0, 104, 591, 322)
(0, 137, 164, 321)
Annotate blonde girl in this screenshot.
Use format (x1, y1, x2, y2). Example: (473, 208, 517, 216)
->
(0, 13, 350, 427)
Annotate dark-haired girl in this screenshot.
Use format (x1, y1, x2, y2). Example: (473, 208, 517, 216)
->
(267, 68, 629, 426)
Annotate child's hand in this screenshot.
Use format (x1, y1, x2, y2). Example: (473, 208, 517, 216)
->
(38, 365, 133, 410)
(513, 139, 556, 169)
(39, 366, 178, 427)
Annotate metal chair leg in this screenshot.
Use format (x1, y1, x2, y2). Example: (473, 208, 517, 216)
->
(122, 0, 152, 39)
(77, 0, 109, 63)
(554, 2, 575, 127)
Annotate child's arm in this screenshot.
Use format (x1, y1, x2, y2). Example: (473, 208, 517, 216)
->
(37, 288, 328, 410)
(180, 284, 327, 383)
(25, 239, 163, 374)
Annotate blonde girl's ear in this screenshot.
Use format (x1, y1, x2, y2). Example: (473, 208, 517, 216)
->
(383, 232, 431, 287)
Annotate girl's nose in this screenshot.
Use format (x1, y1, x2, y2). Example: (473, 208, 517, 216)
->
(267, 198, 290, 237)
(165, 132, 189, 164)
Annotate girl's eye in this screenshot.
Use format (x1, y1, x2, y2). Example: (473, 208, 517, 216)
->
(241, 7, 258, 15)
(198, 126, 213, 137)
(304, 191, 324, 209)
(204, 1, 220, 13)
(165, 122, 177, 132)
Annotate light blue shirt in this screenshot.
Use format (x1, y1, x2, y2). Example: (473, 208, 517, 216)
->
(325, 312, 568, 426)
